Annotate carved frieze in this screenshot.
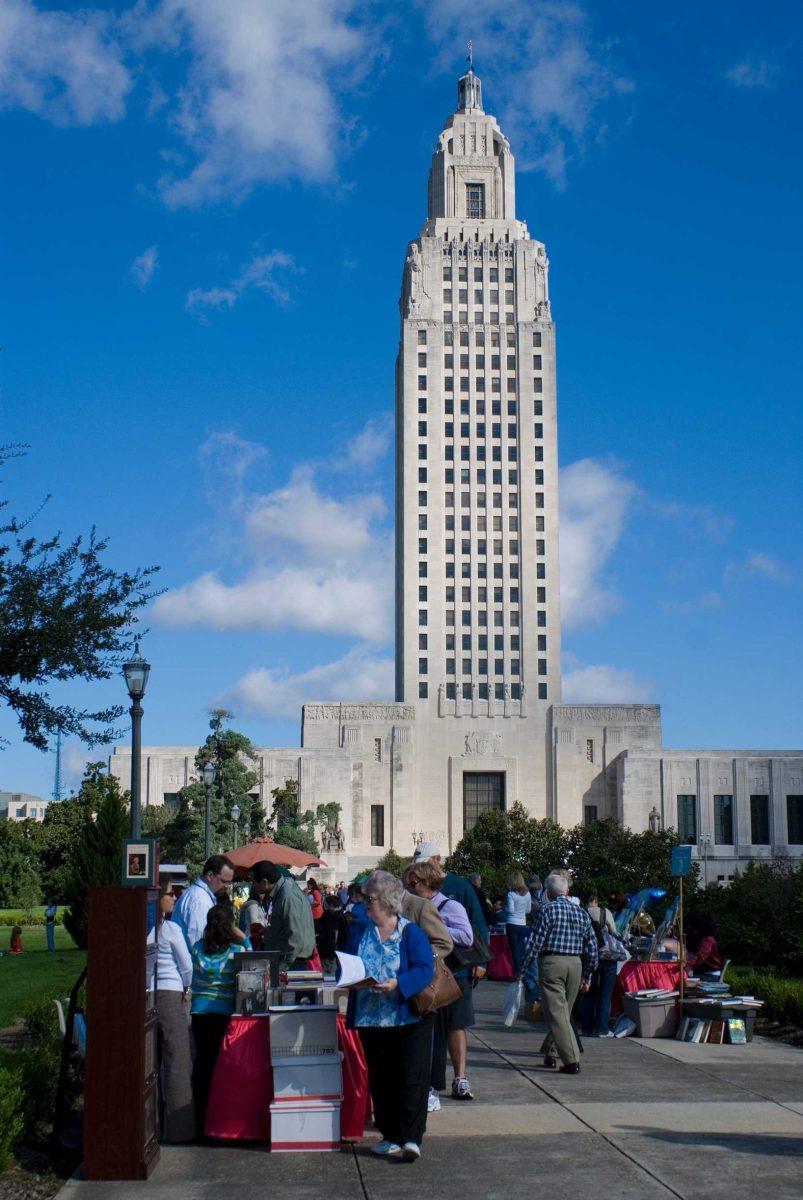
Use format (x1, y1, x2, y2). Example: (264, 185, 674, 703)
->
(464, 730, 502, 756)
(554, 706, 660, 724)
(304, 703, 416, 722)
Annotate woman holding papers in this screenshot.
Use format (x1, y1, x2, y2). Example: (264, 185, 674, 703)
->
(346, 870, 434, 1163)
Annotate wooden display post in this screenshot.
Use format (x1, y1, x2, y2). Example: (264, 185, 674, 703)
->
(84, 886, 160, 1180)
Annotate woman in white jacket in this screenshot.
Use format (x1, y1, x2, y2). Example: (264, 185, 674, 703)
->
(504, 871, 532, 974)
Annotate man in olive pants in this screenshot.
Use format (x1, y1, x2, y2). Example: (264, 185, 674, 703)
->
(517, 873, 598, 1074)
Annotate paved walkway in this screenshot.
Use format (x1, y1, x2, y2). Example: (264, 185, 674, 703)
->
(59, 983, 803, 1200)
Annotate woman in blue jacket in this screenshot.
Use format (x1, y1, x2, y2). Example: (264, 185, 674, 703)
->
(347, 869, 434, 1162)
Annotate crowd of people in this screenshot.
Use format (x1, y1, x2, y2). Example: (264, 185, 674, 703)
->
(154, 848, 722, 1164)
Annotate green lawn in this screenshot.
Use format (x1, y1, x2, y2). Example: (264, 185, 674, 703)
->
(0, 924, 86, 1028)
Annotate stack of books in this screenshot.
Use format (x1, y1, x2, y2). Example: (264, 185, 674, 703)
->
(631, 988, 679, 1000)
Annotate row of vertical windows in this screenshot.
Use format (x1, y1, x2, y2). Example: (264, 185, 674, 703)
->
(441, 682, 548, 700)
(678, 794, 803, 846)
(443, 266, 514, 282)
(441, 398, 542, 416)
(417, 329, 541, 348)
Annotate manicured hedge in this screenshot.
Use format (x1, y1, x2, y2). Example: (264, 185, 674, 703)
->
(728, 967, 803, 1028)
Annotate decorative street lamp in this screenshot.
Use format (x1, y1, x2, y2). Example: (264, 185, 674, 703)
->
(243, 818, 251, 845)
(202, 761, 216, 861)
(231, 803, 241, 850)
(123, 643, 151, 839)
(648, 806, 661, 834)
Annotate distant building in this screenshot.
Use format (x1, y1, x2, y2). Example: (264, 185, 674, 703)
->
(0, 791, 52, 822)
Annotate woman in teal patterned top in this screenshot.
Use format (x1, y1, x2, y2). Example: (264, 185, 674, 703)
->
(190, 900, 249, 1134)
(348, 870, 434, 1162)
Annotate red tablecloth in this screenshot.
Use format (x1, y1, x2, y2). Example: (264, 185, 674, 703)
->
(205, 1014, 371, 1143)
(612, 960, 683, 1015)
(487, 931, 515, 981)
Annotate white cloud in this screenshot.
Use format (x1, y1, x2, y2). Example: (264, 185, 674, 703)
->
(661, 590, 722, 617)
(130, 244, 159, 288)
(558, 457, 636, 628)
(130, 0, 370, 207)
(0, 0, 131, 125)
(186, 250, 298, 317)
(153, 450, 393, 642)
(725, 551, 791, 584)
(420, 0, 633, 185)
(726, 57, 778, 90)
(198, 430, 268, 503)
(562, 664, 653, 704)
(342, 416, 393, 471)
(154, 564, 391, 642)
(225, 646, 395, 720)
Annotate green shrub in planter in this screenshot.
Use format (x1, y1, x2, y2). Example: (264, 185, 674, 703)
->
(0, 1063, 25, 1170)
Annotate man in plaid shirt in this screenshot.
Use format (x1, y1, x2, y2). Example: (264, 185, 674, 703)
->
(517, 872, 598, 1073)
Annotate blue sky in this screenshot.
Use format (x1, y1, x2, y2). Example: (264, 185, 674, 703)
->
(1, 0, 801, 797)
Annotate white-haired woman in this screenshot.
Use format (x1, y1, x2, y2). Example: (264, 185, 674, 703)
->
(345, 869, 435, 1162)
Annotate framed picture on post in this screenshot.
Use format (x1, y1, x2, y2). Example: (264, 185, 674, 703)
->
(122, 839, 158, 887)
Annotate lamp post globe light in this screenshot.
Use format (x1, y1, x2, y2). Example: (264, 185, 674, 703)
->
(231, 803, 241, 850)
(122, 643, 151, 839)
(202, 761, 216, 861)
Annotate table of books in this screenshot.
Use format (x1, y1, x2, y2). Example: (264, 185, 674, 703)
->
(612, 960, 683, 1015)
(205, 1014, 371, 1143)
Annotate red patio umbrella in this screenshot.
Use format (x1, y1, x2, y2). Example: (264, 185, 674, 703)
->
(224, 837, 325, 876)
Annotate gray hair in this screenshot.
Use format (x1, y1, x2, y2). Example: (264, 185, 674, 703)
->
(363, 870, 405, 916)
(545, 872, 570, 898)
(468, 872, 482, 886)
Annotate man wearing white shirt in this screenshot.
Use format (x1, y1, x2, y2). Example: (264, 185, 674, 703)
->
(172, 854, 235, 954)
(156, 888, 196, 1141)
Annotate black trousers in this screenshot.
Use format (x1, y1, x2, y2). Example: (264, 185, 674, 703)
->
(359, 1014, 433, 1148)
(191, 1013, 230, 1136)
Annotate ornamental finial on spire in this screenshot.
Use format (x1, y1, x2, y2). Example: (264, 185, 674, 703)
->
(457, 44, 483, 113)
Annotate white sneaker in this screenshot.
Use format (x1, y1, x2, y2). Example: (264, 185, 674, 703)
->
(401, 1142, 421, 1161)
(427, 1088, 441, 1112)
(451, 1076, 474, 1100)
(371, 1139, 401, 1156)
(598, 1030, 615, 1038)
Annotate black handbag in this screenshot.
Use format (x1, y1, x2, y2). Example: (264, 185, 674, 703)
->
(437, 899, 493, 968)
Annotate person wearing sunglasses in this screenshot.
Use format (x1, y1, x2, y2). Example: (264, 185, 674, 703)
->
(346, 870, 434, 1162)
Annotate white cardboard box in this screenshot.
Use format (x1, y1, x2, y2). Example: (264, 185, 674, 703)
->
(269, 1100, 341, 1152)
(272, 1053, 343, 1104)
(268, 1006, 339, 1059)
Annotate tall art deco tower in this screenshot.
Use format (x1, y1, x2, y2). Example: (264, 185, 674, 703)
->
(395, 65, 562, 824)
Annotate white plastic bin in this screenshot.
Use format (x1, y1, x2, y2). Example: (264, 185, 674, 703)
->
(269, 1100, 341, 1152)
(269, 1006, 339, 1060)
(272, 1053, 343, 1103)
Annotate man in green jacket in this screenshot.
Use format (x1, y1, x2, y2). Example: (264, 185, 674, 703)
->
(253, 861, 316, 969)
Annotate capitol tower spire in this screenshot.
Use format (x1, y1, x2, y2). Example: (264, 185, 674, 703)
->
(395, 62, 561, 823)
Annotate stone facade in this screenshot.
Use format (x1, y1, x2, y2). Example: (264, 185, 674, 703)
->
(108, 70, 803, 881)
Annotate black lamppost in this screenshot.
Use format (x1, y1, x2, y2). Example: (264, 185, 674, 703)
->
(202, 761, 216, 861)
(123, 643, 151, 839)
(231, 803, 241, 850)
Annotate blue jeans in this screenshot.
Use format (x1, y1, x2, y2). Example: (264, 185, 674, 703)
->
(579, 959, 617, 1035)
(522, 944, 540, 1003)
(506, 924, 529, 974)
(46, 922, 56, 952)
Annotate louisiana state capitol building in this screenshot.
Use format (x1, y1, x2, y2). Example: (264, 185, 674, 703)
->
(395, 65, 561, 827)
(112, 69, 803, 881)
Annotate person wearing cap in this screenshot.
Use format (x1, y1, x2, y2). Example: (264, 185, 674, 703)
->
(412, 840, 489, 1101)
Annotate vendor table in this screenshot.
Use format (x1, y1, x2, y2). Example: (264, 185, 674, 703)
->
(487, 931, 515, 981)
(205, 1014, 371, 1144)
(612, 960, 682, 1015)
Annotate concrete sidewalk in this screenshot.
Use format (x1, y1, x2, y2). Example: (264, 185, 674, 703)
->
(59, 983, 803, 1200)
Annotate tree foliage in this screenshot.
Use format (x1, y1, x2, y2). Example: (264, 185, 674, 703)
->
(62, 763, 130, 948)
(138, 711, 267, 876)
(267, 778, 319, 855)
(0, 819, 43, 909)
(373, 849, 413, 879)
(690, 859, 803, 975)
(447, 805, 688, 906)
(0, 448, 159, 750)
